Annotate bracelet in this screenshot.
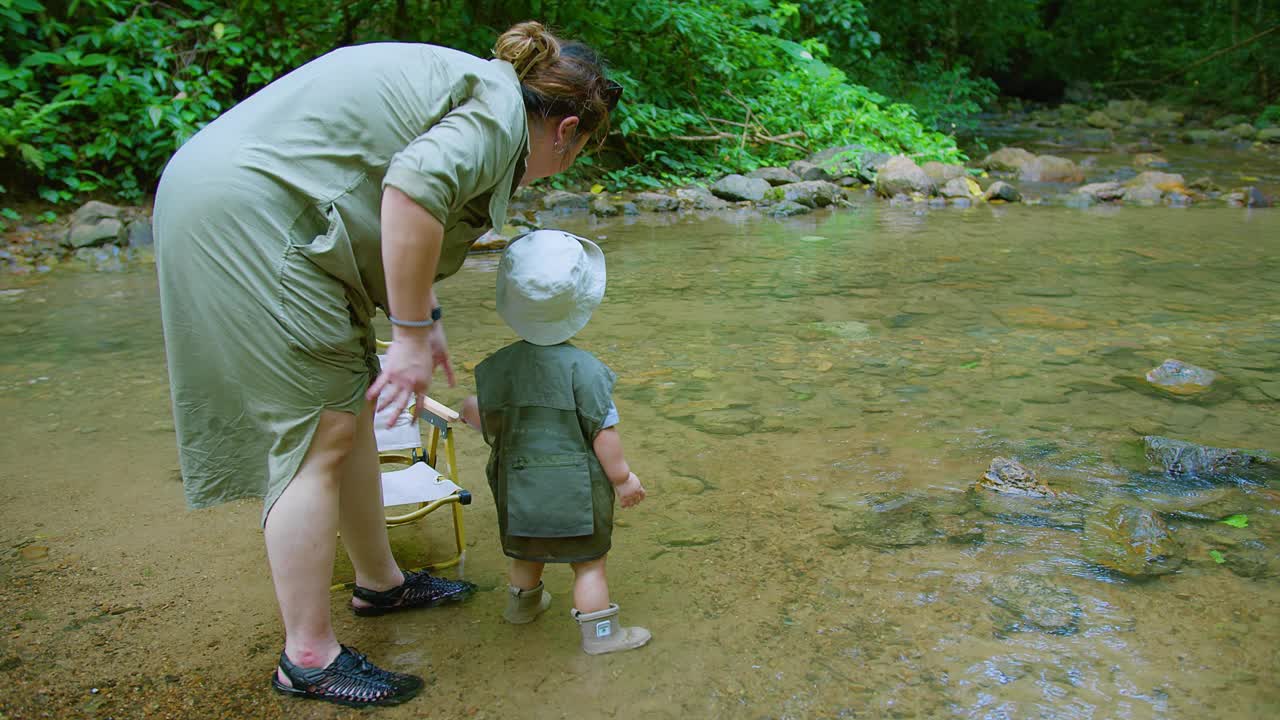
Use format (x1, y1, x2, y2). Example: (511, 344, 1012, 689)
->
(387, 306, 442, 328)
(388, 315, 433, 328)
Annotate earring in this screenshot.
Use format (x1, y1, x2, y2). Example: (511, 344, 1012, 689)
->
(553, 141, 564, 154)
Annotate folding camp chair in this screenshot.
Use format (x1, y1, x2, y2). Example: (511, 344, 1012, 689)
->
(330, 346, 472, 590)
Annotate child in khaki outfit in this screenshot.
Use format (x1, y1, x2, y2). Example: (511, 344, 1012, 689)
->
(461, 229, 650, 655)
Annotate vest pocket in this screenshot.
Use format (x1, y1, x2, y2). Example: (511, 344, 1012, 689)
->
(505, 453, 594, 538)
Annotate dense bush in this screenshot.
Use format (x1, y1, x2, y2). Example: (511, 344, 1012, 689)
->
(0, 0, 962, 203)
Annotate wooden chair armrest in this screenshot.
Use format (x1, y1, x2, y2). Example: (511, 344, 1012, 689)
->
(418, 396, 459, 423)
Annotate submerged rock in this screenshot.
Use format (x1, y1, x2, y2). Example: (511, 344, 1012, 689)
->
(976, 458, 1054, 497)
(1145, 359, 1217, 396)
(987, 573, 1081, 636)
(1082, 504, 1184, 577)
(829, 492, 942, 549)
(1143, 436, 1277, 478)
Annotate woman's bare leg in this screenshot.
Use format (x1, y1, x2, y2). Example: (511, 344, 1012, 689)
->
(336, 401, 404, 599)
(264, 409, 356, 681)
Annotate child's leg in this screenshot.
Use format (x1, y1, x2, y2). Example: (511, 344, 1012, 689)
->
(509, 559, 545, 591)
(569, 554, 650, 654)
(569, 556, 609, 614)
(504, 558, 552, 625)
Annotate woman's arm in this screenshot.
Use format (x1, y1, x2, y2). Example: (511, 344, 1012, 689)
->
(366, 187, 448, 423)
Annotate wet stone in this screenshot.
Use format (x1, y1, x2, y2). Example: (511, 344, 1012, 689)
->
(830, 492, 941, 549)
(20, 545, 49, 561)
(1149, 488, 1259, 521)
(1145, 359, 1217, 396)
(1143, 435, 1277, 479)
(987, 573, 1081, 636)
(686, 408, 764, 436)
(1082, 504, 1184, 577)
(1221, 541, 1276, 579)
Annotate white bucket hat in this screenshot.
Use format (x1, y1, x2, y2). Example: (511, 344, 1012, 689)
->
(496, 230, 606, 346)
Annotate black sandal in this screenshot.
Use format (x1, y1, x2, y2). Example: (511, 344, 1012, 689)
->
(352, 569, 477, 617)
(271, 645, 423, 707)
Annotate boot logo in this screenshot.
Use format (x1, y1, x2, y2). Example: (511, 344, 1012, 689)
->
(595, 620, 612, 638)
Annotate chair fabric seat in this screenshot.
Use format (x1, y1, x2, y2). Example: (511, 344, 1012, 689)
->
(382, 462, 462, 507)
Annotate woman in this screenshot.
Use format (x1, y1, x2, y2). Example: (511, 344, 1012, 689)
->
(154, 21, 620, 708)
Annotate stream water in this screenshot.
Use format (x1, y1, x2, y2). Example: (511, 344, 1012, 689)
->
(1, 202, 1278, 719)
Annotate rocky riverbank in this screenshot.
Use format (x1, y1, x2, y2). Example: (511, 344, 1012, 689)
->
(3, 100, 1277, 275)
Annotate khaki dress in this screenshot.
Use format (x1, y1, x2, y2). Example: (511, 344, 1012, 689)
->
(153, 43, 529, 522)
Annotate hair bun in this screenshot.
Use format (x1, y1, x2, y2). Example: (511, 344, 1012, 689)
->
(494, 21, 561, 80)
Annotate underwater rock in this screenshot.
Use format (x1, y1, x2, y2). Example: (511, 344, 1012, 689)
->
(1143, 435, 1277, 478)
(687, 407, 764, 436)
(1082, 504, 1184, 577)
(711, 174, 771, 202)
(1145, 359, 1217, 395)
(1127, 171, 1186, 190)
(976, 458, 1055, 497)
(987, 573, 1081, 636)
(829, 492, 942, 549)
(806, 321, 873, 342)
(747, 166, 802, 186)
(1148, 487, 1260, 521)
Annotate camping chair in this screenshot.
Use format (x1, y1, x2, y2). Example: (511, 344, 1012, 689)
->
(330, 345, 472, 591)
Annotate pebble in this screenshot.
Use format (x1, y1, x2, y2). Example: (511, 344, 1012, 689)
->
(20, 545, 49, 562)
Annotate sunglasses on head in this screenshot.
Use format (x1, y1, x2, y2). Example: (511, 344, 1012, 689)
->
(604, 80, 623, 111)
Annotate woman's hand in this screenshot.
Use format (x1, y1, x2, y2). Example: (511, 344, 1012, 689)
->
(426, 321, 456, 388)
(366, 330, 434, 425)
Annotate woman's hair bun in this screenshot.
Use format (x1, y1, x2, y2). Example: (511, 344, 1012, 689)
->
(494, 21, 561, 80)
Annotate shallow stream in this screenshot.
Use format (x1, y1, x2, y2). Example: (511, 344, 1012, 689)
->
(2, 202, 1278, 718)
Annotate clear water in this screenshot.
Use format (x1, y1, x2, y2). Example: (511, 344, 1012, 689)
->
(1, 203, 1278, 718)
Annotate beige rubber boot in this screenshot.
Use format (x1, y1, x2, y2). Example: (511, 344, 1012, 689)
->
(572, 603, 651, 655)
(503, 582, 552, 624)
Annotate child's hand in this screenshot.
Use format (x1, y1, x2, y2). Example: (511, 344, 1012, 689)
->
(616, 472, 646, 508)
(460, 395, 481, 431)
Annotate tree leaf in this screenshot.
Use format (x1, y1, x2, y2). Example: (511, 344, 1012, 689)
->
(1208, 549, 1226, 564)
(147, 106, 163, 128)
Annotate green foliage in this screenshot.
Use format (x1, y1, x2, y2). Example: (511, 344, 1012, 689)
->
(1209, 549, 1226, 564)
(3, 0, 962, 200)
